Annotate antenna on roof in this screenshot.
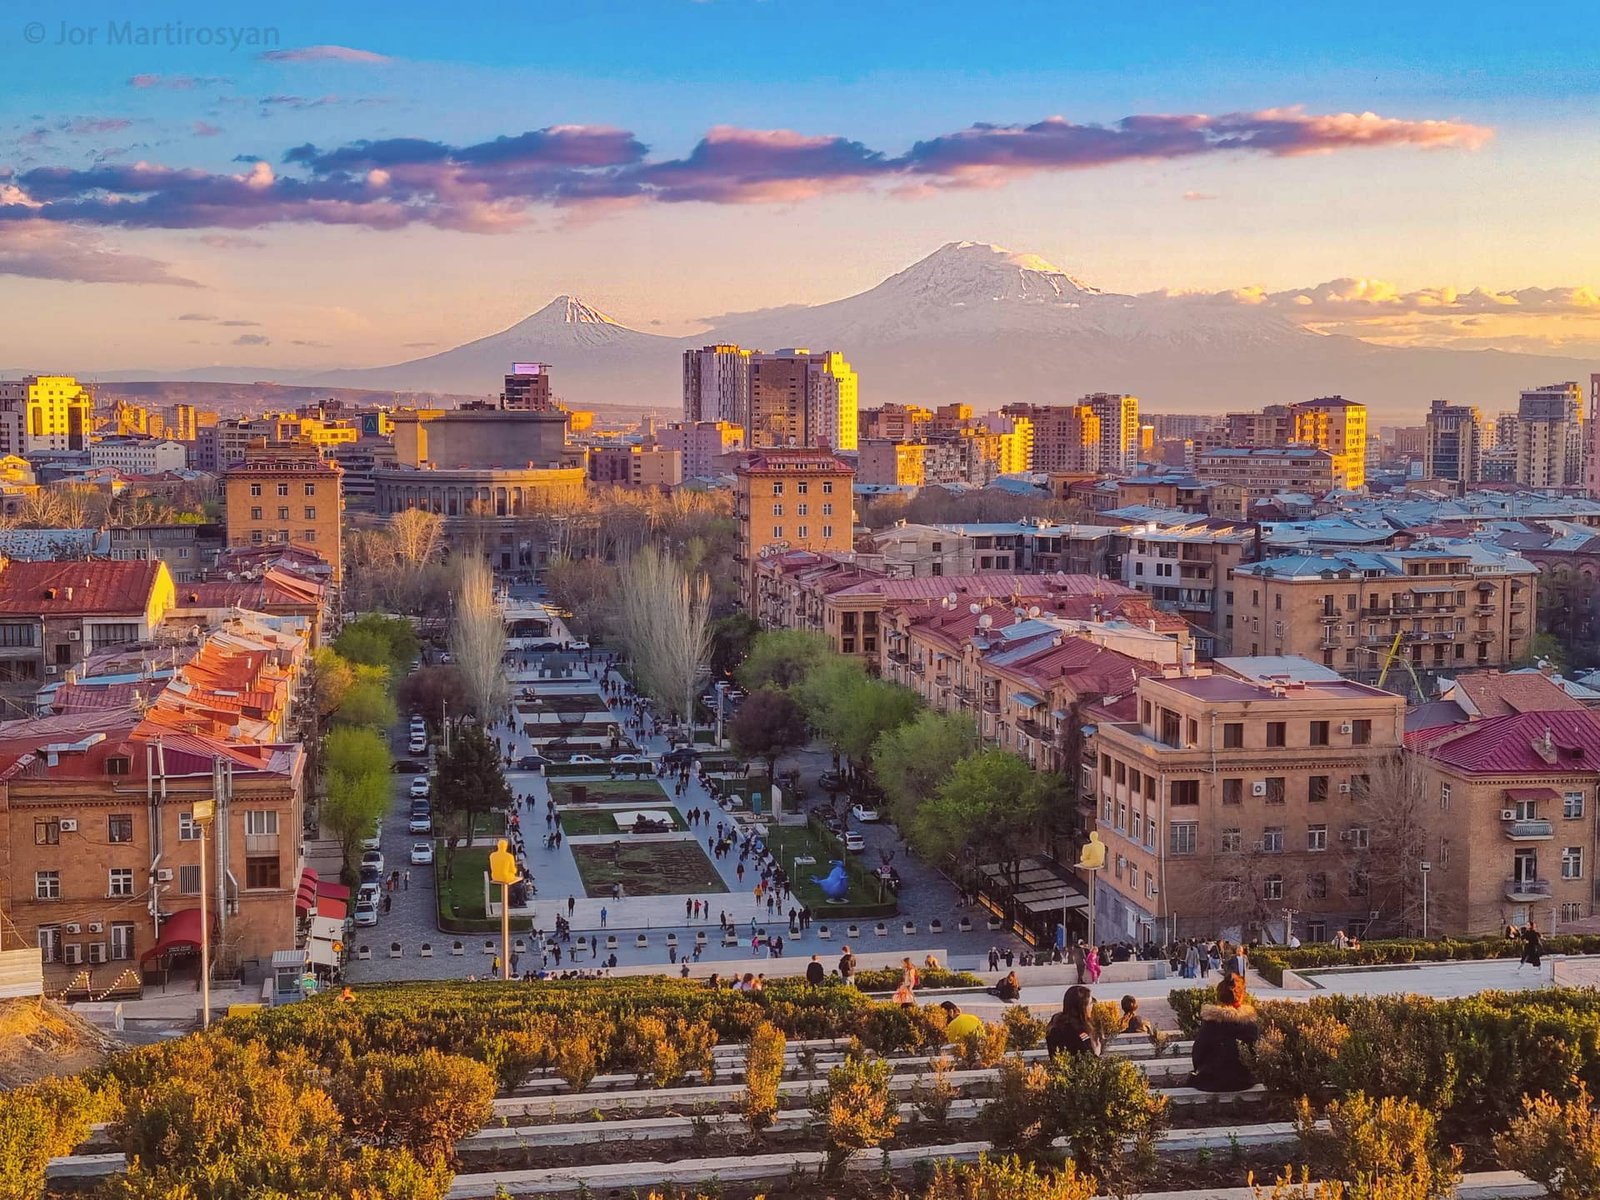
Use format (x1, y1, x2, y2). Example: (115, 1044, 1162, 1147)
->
(1028, 605, 1041, 618)
(977, 614, 993, 629)
(968, 603, 981, 614)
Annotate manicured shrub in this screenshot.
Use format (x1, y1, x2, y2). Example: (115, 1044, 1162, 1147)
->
(999, 1005, 1044, 1052)
(1088, 1001, 1123, 1047)
(914, 1154, 1097, 1200)
(332, 1048, 495, 1163)
(1496, 1087, 1600, 1200)
(811, 1055, 899, 1178)
(741, 1022, 786, 1135)
(1249, 1008, 1350, 1098)
(623, 1015, 683, 1088)
(978, 1058, 1054, 1159)
(954, 1021, 1009, 1068)
(912, 1055, 958, 1125)
(0, 1074, 116, 1200)
(1296, 1093, 1461, 1200)
(1042, 1050, 1169, 1185)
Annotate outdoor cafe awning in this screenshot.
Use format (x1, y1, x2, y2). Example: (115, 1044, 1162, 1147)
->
(309, 914, 345, 943)
(295, 868, 318, 913)
(140, 907, 203, 964)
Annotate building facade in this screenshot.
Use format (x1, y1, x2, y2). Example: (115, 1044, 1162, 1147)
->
(1423, 400, 1483, 486)
(88, 437, 188, 474)
(586, 445, 683, 490)
(657, 421, 745, 479)
(0, 375, 93, 453)
(734, 451, 855, 610)
(501, 364, 554, 411)
(682, 344, 753, 427)
(222, 447, 344, 584)
(1517, 382, 1585, 490)
(1085, 393, 1140, 476)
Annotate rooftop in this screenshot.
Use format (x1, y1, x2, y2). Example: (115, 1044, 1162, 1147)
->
(1416, 709, 1600, 775)
(0, 560, 166, 617)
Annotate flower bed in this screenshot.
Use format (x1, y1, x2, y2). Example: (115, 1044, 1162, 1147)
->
(570, 840, 729, 896)
(1247, 933, 1600, 985)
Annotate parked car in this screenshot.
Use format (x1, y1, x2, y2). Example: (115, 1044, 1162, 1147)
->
(566, 753, 600, 764)
(391, 759, 427, 774)
(407, 813, 433, 835)
(850, 803, 880, 823)
(357, 881, 381, 907)
(360, 849, 385, 877)
(516, 754, 551, 770)
(353, 899, 379, 927)
(409, 842, 434, 865)
(408, 776, 431, 799)
(407, 737, 428, 756)
(360, 823, 382, 851)
(359, 865, 382, 888)
(612, 753, 646, 763)
(818, 771, 845, 792)
(843, 831, 866, 853)
(569, 640, 590, 651)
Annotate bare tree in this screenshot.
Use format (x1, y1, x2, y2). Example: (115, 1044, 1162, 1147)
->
(449, 555, 508, 720)
(616, 546, 711, 726)
(390, 508, 445, 570)
(1348, 750, 1439, 937)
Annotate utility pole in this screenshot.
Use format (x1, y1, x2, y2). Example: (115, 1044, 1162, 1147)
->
(194, 798, 215, 1029)
(1420, 861, 1431, 939)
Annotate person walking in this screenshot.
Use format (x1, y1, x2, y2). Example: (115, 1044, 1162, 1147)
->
(1184, 940, 1200, 980)
(567, 895, 576, 918)
(893, 956, 920, 1006)
(1086, 944, 1102, 984)
(600, 906, 608, 928)
(1045, 985, 1100, 1057)
(838, 944, 857, 986)
(805, 953, 826, 986)
(402, 869, 411, 891)
(1519, 924, 1544, 970)
(1070, 939, 1087, 985)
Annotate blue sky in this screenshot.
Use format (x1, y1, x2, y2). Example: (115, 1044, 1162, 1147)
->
(2, 0, 1598, 369)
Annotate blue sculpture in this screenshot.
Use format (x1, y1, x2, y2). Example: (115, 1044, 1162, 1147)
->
(811, 859, 850, 901)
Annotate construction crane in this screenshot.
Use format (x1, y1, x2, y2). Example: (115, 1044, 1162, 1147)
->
(1374, 631, 1426, 700)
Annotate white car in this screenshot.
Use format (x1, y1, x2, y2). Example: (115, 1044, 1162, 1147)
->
(361, 823, 383, 851)
(360, 849, 385, 877)
(409, 841, 434, 865)
(569, 640, 590, 651)
(567, 754, 600, 764)
(409, 776, 431, 799)
(353, 899, 379, 927)
(843, 831, 866, 853)
(612, 754, 646, 763)
(407, 740, 428, 757)
(357, 881, 381, 908)
(408, 811, 432, 834)
(850, 804, 880, 823)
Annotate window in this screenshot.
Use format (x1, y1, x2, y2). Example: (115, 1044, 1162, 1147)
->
(1565, 791, 1586, 820)
(1130, 810, 1142, 840)
(179, 864, 201, 895)
(1221, 879, 1243, 902)
(796, 525, 808, 539)
(245, 856, 281, 889)
(822, 503, 833, 516)
(1348, 870, 1369, 898)
(110, 922, 135, 961)
(771, 526, 783, 539)
(1440, 782, 1451, 810)
(303, 529, 316, 543)
(1348, 826, 1370, 850)
(37, 927, 61, 964)
(1169, 779, 1200, 806)
(1129, 865, 1139, 892)
(1351, 719, 1372, 745)
(251, 531, 263, 544)
(250, 506, 263, 520)
(35, 870, 61, 900)
(771, 482, 784, 496)
(243, 810, 278, 836)
(1307, 824, 1328, 852)
(1309, 720, 1330, 746)
(1169, 822, 1198, 855)
(1308, 775, 1329, 803)
(304, 506, 317, 520)
(1306, 920, 1328, 942)
(1263, 875, 1284, 901)
(1264, 777, 1286, 805)
(822, 525, 833, 539)
(1222, 778, 1243, 805)
(796, 480, 809, 495)
(304, 482, 315, 497)
(105, 756, 129, 775)
(94, 624, 139, 647)
(34, 819, 59, 845)
(1562, 902, 1586, 923)
(771, 503, 783, 516)
(178, 812, 200, 841)
(249, 483, 261, 496)
(108, 868, 134, 897)
(1221, 827, 1242, 852)
(1266, 721, 1286, 748)
(796, 503, 808, 516)
(277, 506, 289, 520)
(276, 483, 289, 497)
(1223, 722, 1244, 748)
(1307, 873, 1328, 900)
(822, 480, 834, 494)
(1261, 827, 1285, 853)
(1352, 773, 1371, 799)
(108, 814, 133, 843)
(1563, 847, 1584, 880)
(0, 623, 37, 647)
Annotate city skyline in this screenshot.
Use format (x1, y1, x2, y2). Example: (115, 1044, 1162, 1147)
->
(1, 0, 1598, 373)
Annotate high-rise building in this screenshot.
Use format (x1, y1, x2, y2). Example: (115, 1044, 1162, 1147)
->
(734, 450, 854, 609)
(1084, 393, 1140, 475)
(747, 349, 857, 450)
(223, 444, 344, 583)
(682, 344, 752, 427)
(997, 403, 1101, 472)
(1516, 382, 1585, 490)
(858, 403, 932, 442)
(1492, 412, 1520, 451)
(1423, 400, 1483, 485)
(0, 375, 93, 453)
(1589, 375, 1600, 500)
(657, 421, 745, 479)
(163, 403, 198, 443)
(1289, 396, 1366, 490)
(501, 363, 557, 412)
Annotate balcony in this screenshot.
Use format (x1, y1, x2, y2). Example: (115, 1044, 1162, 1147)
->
(1474, 604, 1496, 616)
(887, 649, 909, 665)
(244, 833, 280, 855)
(1511, 625, 1529, 638)
(934, 673, 951, 686)
(1504, 818, 1554, 841)
(1320, 635, 1343, 649)
(1018, 717, 1045, 738)
(1505, 877, 1553, 902)
(910, 660, 925, 675)
(1318, 611, 1341, 623)
(981, 696, 1001, 714)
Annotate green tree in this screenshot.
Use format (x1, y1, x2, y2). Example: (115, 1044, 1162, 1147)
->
(873, 710, 981, 823)
(323, 726, 392, 877)
(908, 748, 1047, 883)
(307, 647, 356, 719)
(336, 613, 419, 675)
(1527, 631, 1570, 673)
(708, 612, 761, 682)
(729, 687, 809, 779)
(332, 675, 398, 729)
(789, 653, 868, 733)
(824, 677, 919, 764)
(737, 629, 831, 692)
(434, 722, 512, 847)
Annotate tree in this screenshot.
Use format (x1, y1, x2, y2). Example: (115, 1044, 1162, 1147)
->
(397, 665, 472, 727)
(810, 1056, 899, 1178)
(908, 748, 1047, 884)
(616, 546, 711, 724)
(737, 629, 832, 692)
(1350, 751, 1441, 937)
(307, 647, 356, 719)
(873, 710, 981, 822)
(789, 654, 869, 735)
(729, 687, 808, 778)
(433, 722, 511, 847)
(823, 677, 920, 764)
(449, 557, 507, 720)
(389, 509, 445, 570)
(336, 613, 419, 675)
(543, 555, 618, 642)
(332, 676, 398, 729)
(707, 612, 761, 682)
(323, 726, 392, 876)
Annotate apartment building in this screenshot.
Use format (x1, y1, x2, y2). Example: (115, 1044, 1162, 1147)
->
(1085, 393, 1141, 475)
(1290, 397, 1366, 489)
(222, 446, 343, 584)
(586, 445, 683, 490)
(501, 363, 554, 411)
(1229, 542, 1538, 678)
(657, 421, 745, 479)
(1423, 400, 1483, 486)
(1517, 382, 1585, 490)
(858, 441, 929, 487)
(859, 404, 933, 442)
(998, 403, 1100, 473)
(88, 437, 188, 474)
(1122, 520, 1256, 654)
(0, 375, 93, 453)
(1088, 664, 1405, 944)
(1410, 710, 1600, 936)
(682, 344, 753, 427)
(1194, 446, 1338, 496)
(734, 451, 854, 609)
(108, 522, 225, 583)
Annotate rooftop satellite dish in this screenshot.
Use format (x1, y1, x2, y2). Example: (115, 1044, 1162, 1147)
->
(968, 603, 981, 614)
(947, 592, 959, 606)
(1013, 607, 1026, 617)
(978, 614, 993, 629)
(1028, 606, 1042, 617)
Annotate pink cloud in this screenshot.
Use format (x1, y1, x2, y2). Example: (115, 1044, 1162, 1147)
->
(258, 45, 392, 64)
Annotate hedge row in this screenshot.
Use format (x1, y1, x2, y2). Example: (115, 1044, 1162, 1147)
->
(1249, 933, 1600, 985)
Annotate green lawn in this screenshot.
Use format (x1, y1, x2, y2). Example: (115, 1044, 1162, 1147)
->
(767, 824, 895, 912)
(437, 845, 489, 920)
(570, 840, 728, 897)
(560, 808, 688, 836)
(552, 780, 669, 805)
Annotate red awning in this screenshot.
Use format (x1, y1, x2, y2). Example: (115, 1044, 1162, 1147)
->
(317, 897, 348, 921)
(1506, 787, 1562, 801)
(140, 907, 205, 964)
(317, 881, 350, 902)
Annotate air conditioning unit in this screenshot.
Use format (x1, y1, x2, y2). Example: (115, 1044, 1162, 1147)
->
(44, 665, 58, 676)
(67, 630, 80, 641)
(156, 868, 174, 882)
(1338, 722, 1353, 734)
(1251, 781, 1268, 797)
(1148, 884, 1159, 896)
(64, 922, 81, 934)
(58, 818, 77, 832)
(87, 922, 103, 934)
(1500, 809, 1516, 821)
(1339, 831, 1352, 842)
(1253, 840, 1267, 852)
(64, 944, 83, 965)
(88, 943, 107, 964)
(1368, 910, 1381, 922)
(1338, 783, 1353, 794)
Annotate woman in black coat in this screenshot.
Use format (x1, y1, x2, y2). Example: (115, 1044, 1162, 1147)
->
(1045, 985, 1101, 1057)
(1189, 973, 1260, 1091)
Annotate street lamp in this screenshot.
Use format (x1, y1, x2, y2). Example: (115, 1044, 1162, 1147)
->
(1419, 861, 1431, 940)
(488, 838, 521, 980)
(193, 798, 215, 1029)
(1076, 831, 1107, 950)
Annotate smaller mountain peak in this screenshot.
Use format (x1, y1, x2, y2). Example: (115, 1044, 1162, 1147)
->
(931, 240, 1064, 274)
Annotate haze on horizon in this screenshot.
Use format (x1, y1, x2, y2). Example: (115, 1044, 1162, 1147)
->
(2, 0, 1598, 375)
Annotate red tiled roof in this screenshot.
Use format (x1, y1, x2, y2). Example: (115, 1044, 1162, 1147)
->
(1418, 710, 1600, 775)
(1449, 672, 1586, 718)
(0, 560, 164, 616)
(736, 451, 853, 474)
(832, 572, 1137, 603)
